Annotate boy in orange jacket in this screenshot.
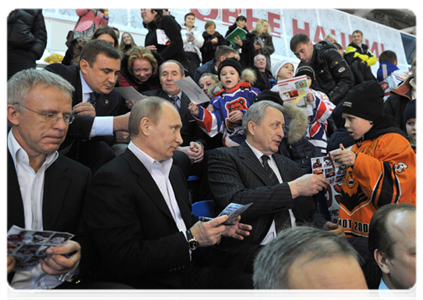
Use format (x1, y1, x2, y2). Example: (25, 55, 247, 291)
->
(332, 80, 416, 237)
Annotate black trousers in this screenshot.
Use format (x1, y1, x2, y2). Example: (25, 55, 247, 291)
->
(6, 282, 145, 300)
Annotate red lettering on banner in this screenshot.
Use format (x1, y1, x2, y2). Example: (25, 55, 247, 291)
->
(314, 26, 326, 43)
(340, 32, 347, 49)
(246, 9, 259, 30)
(292, 19, 310, 36)
(370, 41, 380, 57)
(222, 9, 243, 26)
(190, 9, 219, 22)
(267, 12, 281, 38)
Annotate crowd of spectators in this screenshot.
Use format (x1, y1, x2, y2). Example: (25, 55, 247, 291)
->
(7, 8, 416, 292)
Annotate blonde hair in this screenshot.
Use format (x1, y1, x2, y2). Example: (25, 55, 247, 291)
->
(127, 46, 158, 77)
(254, 19, 271, 36)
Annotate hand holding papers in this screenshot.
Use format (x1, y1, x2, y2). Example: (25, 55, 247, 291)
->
(225, 27, 248, 46)
(114, 86, 148, 109)
(174, 76, 210, 105)
(276, 75, 309, 107)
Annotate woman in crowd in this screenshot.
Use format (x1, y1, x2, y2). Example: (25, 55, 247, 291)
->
(141, 9, 192, 76)
(118, 46, 162, 108)
(120, 32, 137, 54)
(200, 20, 229, 65)
(181, 12, 204, 72)
(62, 25, 118, 65)
(240, 19, 274, 71)
(73, 9, 109, 38)
(225, 15, 249, 54)
(90, 25, 119, 49)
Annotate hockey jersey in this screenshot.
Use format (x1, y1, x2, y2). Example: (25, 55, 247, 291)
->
(338, 117, 416, 237)
(193, 81, 260, 147)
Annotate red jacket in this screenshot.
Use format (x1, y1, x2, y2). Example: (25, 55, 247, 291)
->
(74, 9, 108, 32)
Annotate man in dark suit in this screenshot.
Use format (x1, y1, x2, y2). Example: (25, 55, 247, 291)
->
(369, 203, 420, 300)
(5, 69, 143, 299)
(143, 60, 212, 200)
(81, 96, 253, 288)
(208, 100, 344, 273)
(44, 39, 130, 174)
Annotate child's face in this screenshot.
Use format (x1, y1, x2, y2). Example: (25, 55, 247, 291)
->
(306, 76, 312, 87)
(220, 66, 240, 90)
(406, 118, 416, 143)
(277, 63, 294, 81)
(342, 113, 373, 140)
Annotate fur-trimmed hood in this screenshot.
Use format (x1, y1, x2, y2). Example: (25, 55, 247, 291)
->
(280, 102, 309, 145)
(208, 68, 257, 98)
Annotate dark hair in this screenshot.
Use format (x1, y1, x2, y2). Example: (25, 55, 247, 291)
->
(236, 15, 246, 22)
(333, 42, 343, 51)
(290, 33, 310, 52)
(368, 203, 416, 259)
(80, 39, 122, 67)
(379, 50, 397, 64)
(214, 45, 236, 61)
(91, 25, 119, 48)
(352, 29, 363, 36)
(184, 12, 195, 20)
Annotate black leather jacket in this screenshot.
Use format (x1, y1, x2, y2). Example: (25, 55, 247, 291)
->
(7, 9, 47, 59)
(311, 41, 354, 105)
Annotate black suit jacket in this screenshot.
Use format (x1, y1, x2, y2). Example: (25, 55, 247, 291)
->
(208, 142, 328, 271)
(44, 63, 126, 145)
(81, 149, 202, 288)
(142, 89, 209, 149)
(7, 148, 91, 283)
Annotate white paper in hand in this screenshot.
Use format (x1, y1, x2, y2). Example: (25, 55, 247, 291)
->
(114, 86, 148, 103)
(174, 76, 210, 105)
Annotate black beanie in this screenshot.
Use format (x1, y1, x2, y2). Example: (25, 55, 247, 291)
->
(218, 57, 242, 80)
(252, 90, 284, 107)
(341, 80, 384, 122)
(404, 99, 416, 123)
(295, 62, 315, 83)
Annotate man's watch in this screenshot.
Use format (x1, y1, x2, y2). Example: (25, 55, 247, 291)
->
(186, 230, 199, 251)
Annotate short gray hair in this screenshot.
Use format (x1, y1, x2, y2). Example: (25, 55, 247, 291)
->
(253, 226, 359, 289)
(242, 100, 284, 135)
(128, 96, 170, 138)
(8, 69, 75, 106)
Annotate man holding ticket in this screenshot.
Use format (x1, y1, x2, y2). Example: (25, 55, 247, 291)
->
(82, 97, 253, 288)
(208, 100, 344, 274)
(332, 80, 416, 238)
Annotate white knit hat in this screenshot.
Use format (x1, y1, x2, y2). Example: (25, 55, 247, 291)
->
(271, 59, 295, 80)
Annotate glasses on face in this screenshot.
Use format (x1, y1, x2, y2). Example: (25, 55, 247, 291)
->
(14, 103, 75, 125)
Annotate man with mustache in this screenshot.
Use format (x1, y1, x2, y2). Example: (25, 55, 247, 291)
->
(44, 39, 130, 174)
(208, 100, 344, 274)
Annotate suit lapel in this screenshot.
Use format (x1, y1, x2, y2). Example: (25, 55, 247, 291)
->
(122, 150, 174, 221)
(43, 157, 72, 230)
(238, 142, 275, 186)
(95, 94, 112, 116)
(7, 152, 25, 230)
(169, 168, 192, 227)
(273, 154, 289, 183)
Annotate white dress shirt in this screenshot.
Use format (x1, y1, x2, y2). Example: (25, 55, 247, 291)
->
(8, 130, 64, 289)
(245, 141, 296, 245)
(128, 142, 187, 234)
(79, 71, 114, 138)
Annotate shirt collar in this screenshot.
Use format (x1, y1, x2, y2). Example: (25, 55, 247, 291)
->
(245, 140, 274, 162)
(79, 70, 94, 95)
(128, 141, 173, 176)
(378, 279, 401, 300)
(8, 129, 59, 171)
